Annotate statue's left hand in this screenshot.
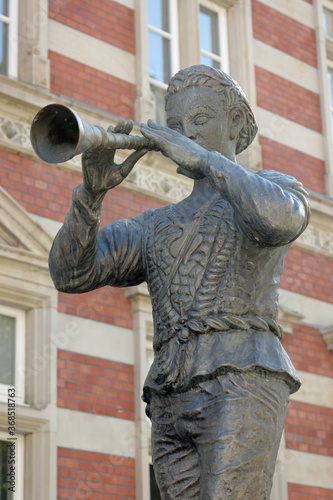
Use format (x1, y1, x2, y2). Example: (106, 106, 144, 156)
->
(141, 120, 209, 179)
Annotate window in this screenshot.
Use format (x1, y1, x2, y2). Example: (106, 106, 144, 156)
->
(147, 0, 179, 124)
(323, 2, 333, 141)
(0, 306, 25, 404)
(0, 0, 18, 78)
(328, 66, 333, 140)
(199, 1, 229, 72)
(324, 5, 333, 38)
(0, 432, 24, 500)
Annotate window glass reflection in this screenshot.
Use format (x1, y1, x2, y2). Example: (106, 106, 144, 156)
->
(148, 0, 170, 32)
(0, 314, 15, 386)
(149, 31, 171, 83)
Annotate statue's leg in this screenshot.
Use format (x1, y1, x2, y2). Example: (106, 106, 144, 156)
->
(194, 371, 290, 500)
(149, 393, 200, 499)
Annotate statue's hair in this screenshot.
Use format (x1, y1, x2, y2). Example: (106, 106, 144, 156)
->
(165, 65, 258, 155)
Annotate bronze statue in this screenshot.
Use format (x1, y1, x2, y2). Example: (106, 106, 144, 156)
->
(39, 65, 310, 499)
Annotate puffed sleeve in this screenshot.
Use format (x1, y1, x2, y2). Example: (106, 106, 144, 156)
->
(49, 185, 147, 293)
(206, 152, 310, 247)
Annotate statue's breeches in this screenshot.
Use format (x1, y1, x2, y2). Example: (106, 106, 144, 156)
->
(149, 370, 289, 500)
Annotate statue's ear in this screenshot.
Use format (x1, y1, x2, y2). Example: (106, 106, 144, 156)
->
(229, 106, 246, 140)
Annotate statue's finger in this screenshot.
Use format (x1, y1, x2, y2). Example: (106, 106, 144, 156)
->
(113, 119, 127, 134)
(119, 149, 149, 178)
(122, 120, 133, 135)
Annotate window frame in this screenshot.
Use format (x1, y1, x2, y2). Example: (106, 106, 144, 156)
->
(0, 0, 18, 78)
(323, 0, 333, 146)
(0, 431, 24, 500)
(199, 0, 229, 73)
(147, 0, 179, 89)
(328, 62, 333, 140)
(0, 305, 25, 405)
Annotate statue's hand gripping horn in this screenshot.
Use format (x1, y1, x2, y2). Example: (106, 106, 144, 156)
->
(30, 104, 157, 164)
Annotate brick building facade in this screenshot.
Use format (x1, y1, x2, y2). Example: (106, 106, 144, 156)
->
(0, 0, 332, 499)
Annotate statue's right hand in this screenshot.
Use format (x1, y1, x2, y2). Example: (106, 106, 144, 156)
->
(82, 119, 148, 196)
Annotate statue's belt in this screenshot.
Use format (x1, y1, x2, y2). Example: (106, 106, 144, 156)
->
(154, 315, 283, 351)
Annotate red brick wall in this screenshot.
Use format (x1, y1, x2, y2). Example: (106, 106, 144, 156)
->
(58, 447, 135, 499)
(49, 52, 135, 119)
(49, 0, 135, 54)
(282, 325, 333, 378)
(252, 0, 317, 67)
(260, 137, 326, 195)
(58, 287, 133, 329)
(0, 150, 162, 223)
(255, 67, 322, 133)
(288, 484, 333, 499)
(57, 350, 134, 420)
(281, 249, 333, 304)
(285, 400, 333, 456)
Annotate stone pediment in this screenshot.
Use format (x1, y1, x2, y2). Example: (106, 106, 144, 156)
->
(0, 186, 53, 266)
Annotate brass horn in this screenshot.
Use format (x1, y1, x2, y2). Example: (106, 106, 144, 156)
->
(30, 104, 156, 164)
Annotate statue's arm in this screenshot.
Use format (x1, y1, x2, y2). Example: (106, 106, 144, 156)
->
(49, 118, 150, 293)
(139, 120, 309, 246)
(205, 152, 310, 246)
(49, 184, 146, 293)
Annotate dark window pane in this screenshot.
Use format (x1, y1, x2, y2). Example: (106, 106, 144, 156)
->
(0, 0, 8, 17)
(150, 464, 161, 500)
(200, 6, 219, 55)
(328, 68, 333, 108)
(0, 314, 15, 386)
(149, 31, 171, 83)
(0, 441, 14, 500)
(324, 7, 333, 38)
(148, 0, 170, 32)
(0, 21, 8, 75)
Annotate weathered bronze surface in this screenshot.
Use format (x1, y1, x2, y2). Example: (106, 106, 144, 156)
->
(46, 65, 310, 499)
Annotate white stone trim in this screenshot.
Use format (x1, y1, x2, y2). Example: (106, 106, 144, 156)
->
(54, 312, 134, 365)
(48, 20, 136, 85)
(291, 370, 333, 409)
(314, 0, 333, 196)
(0, 187, 58, 500)
(18, 0, 50, 88)
(257, 108, 325, 160)
(286, 450, 333, 489)
(321, 325, 333, 353)
(278, 305, 304, 335)
(271, 432, 289, 500)
(124, 284, 153, 500)
(178, 0, 201, 68)
(256, 0, 315, 28)
(8, 0, 18, 78)
(254, 40, 319, 94)
(57, 408, 136, 457)
(115, 0, 134, 8)
(279, 289, 333, 330)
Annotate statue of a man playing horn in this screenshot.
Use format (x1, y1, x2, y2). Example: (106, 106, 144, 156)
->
(49, 65, 309, 499)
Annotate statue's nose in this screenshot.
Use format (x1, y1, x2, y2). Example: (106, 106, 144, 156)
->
(182, 123, 196, 140)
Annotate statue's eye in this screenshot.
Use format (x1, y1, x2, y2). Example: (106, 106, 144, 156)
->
(171, 124, 182, 132)
(194, 115, 209, 125)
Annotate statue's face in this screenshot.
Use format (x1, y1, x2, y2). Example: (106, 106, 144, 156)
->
(166, 86, 234, 179)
